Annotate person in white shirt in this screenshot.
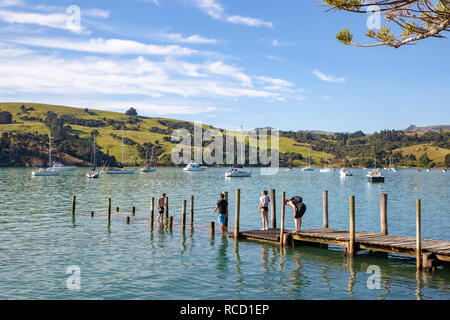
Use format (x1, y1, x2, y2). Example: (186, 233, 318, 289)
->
(258, 190, 270, 230)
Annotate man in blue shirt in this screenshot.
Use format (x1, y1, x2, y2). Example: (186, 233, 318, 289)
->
(212, 193, 228, 234)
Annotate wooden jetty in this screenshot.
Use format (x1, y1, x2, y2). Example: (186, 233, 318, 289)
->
(228, 190, 450, 271)
(72, 189, 450, 272)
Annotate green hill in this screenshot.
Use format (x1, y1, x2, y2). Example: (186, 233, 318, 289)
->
(0, 102, 331, 167)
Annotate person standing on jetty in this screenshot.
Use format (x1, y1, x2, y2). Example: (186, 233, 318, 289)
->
(258, 190, 270, 230)
(285, 196, 306, 232)
(157, 193, 167, 223)
(212, 193, 228, 233)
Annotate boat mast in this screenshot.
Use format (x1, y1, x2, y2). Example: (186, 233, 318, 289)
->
(93, 131, 96, 168)
(122, 125, 124, 166)
(49, 129, 52, 167)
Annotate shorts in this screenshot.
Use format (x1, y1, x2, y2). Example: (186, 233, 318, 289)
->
(158, 209, 164, 214)
(261, 206, 268, 212)
(295, 209, 305, 219)
(218, 213, 227, 225)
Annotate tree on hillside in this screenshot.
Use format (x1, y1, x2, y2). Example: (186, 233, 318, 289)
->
(445, 153, 450, 167)
(125, 107, 138, 116)
(322, 0, 450, 48)
(0, 111, 13, 124)
(418, 152, 432, 167)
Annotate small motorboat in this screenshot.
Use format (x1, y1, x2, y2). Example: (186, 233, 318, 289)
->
(339, 168, 353, 177)
(140, 167, 157, 173)
(225, 168, 251, 177)
(443, 168, 447, 173)
(367, 169, 384, 182)
(140, 147, 157, 173)
(425, 168, 431, 172)
(286, 165, 293, 171)
(320, 168, 335, 173)
(183, 161, 206, 172)
(104, 167, 136, 175)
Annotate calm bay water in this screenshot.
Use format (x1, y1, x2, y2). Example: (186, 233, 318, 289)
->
(0, 167, 449, 300)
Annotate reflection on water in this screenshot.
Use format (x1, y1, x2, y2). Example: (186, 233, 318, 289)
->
(0, 167, 449, 299)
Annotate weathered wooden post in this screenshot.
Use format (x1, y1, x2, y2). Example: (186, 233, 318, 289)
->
(72, 196, 76, 217)
(234, 189, 240, 239)
(126, 216, 130, 224)
(116, 207, 120, 213)
(210, 221, 215, 236)
(416, 199, 422, 271)
(150, 197, 154, 227)
(165, 196, 169, 222)
(90, 211, 94, 217)
(380, 193, 388, 235)
(224, 191, 229, 229)
(169, 216, 173, 229)
(280, 192, 286, 246)
(132, 206, 136, 216)
(181, 200, 187, 231)
(349, 195, 356, 256)
(323, 190, 328, 229)
(190, 195, 194, 227)
(108, 198, 112, 220)
(270, 189, 276, 229)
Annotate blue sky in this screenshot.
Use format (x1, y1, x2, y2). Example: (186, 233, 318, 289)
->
(0, 0, 449, 133)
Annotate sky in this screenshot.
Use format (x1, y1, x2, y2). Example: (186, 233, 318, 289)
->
(0, 0, 449, 133)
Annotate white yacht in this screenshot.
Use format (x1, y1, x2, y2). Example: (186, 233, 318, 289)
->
(32, 130, 60, 177)
(320, 168, 335, 173)
(87, 131, 99, 179)
(50, 161, 77, 172)
(225, 168, 251, 177)
(339, 168, 353, 177)
(104, 125, 135, 175)
(301, 149, 315, 172)
(183, 161, 206, 172)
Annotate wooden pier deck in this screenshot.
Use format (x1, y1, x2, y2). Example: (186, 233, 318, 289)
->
(230, 228, 450, 268)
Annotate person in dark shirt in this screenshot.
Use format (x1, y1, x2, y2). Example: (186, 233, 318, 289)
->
(285, 196, 307, 232)
(212, 193, 228, 233)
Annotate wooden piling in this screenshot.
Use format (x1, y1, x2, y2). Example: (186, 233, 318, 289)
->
(270, 189, 276, 229)
(416, 199, 422, 271)
(190, 195, 194, 227)
(349, 195, 356, 256)
(132, 206, 136, 216)
(108, 198, 111, 220)
(380, 193, 388, 235)
(116, 207, 120, 213)
(280, 191, 286, 246)
(150, 197, 154, 227)
(234, 189, 240, 239)
(323, 190, 328, 229)
(126, 216, 130, 224)
(90, 211, 94, 217)
(169, 216, 173, 229)
(72, 196, 76, 216)
(165, 197, 169, 222)
(210, 221, 215, 236)
(224, 191, 229, 229)
(182, 199, 187, 231)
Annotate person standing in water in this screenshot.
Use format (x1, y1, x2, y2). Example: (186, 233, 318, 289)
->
(157, 193, 167, 223)
(212, 193, 228, 233)
(258, 190, 270, 230)
(285, 196, 306, 232)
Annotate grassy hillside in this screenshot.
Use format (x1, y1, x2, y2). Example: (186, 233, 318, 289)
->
(0, 102, 330, 166)
(393, 144, 449, 164)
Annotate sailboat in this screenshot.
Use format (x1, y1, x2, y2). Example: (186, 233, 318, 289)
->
(140, 147, 157, 173)
(104, 125, 135, 175)
(86, 131, 99, 179)
(32, 130, 60, 176)
(301, 149, 314, 171)
(388, 156, 398, 172)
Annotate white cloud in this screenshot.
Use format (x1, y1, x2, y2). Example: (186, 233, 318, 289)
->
(204, 61, 253, 87)
(226, 15, 272, 28)
(265, 55, 282, 61)
(0, 9, 77, 31)
(192, 0, 272, 28)
(161, 32, 218, 44)
(13, 37, 198, 56)
(0, 0, 23, 7)
(312, 69, 345, 83)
